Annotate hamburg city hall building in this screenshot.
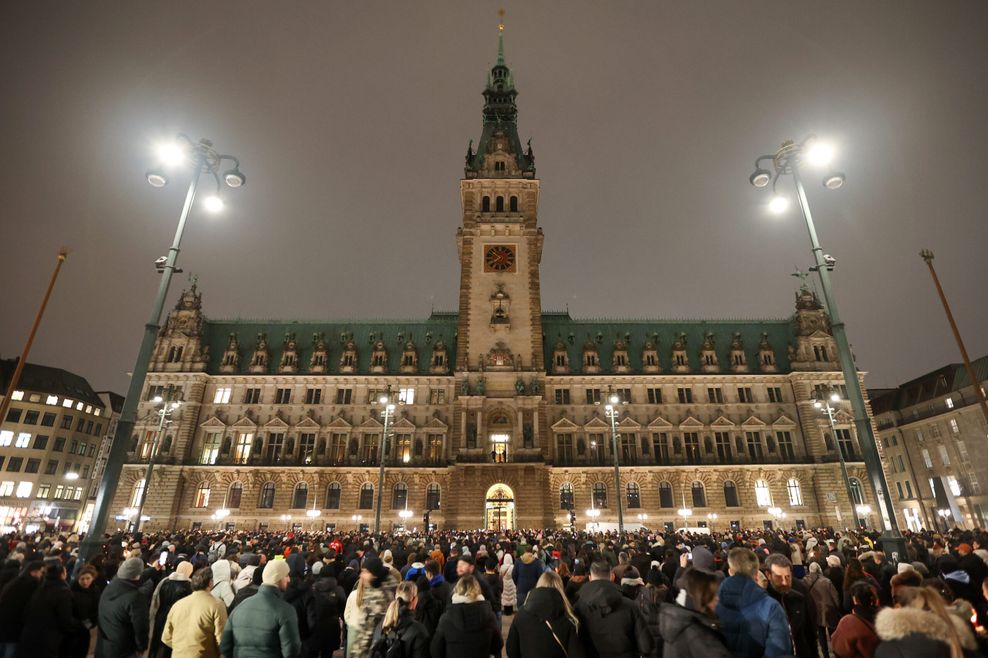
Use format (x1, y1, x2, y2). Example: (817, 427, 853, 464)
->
(111, 29, 883, 534)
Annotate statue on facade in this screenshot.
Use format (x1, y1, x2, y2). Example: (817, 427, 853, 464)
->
(476, 377, 486, 395)
(515, 378, 526, 394)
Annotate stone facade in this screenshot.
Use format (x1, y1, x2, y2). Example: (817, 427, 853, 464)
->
(109, 28, 882, 534)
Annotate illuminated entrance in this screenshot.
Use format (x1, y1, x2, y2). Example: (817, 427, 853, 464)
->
(490, 433, 509, 463)
(485, 483, 515, 531)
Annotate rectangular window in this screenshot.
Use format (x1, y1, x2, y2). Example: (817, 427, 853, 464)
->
(61, 415, 73, 430)
(45, 460, 58, 475)
(0, 431, 10, 447)
(37, 484, 50, 499)
(684, 432, 700, 464)
(896, 482, 904, 499)
(6, 457, 23, 472)
(557, 433, 574, 463)
(335, 388, 353, 405)
(243, 388, 261, 404)
(585, 388, 601, 404)
(15, 433, 30, 448)
(938, 444, 950, 466)
(299, 433, 316, 463)
(647, 388, 663, 404)
(945, 397, 954, 409)
(32, 435, 48, 450)
(677, 388, 693, 404)
(745, 432, 764, 460)
(706, 387, 724, 404)
(922, 448, 933, 469)
(896, 455, 905, 472)
(53, 484, 64, 499)
(15, 482, 31, 498)
(905, 480, 913, 498)
(652, 433, 670, 462)
(329, 433, 347, 463)
(233, 432, 253, 464)
(554, 389, 571, 405)
(957, 440, 969, 462)
(428, 389, 446, 405)
(82, 465, 89, 479)
(737, 387, 754, 403)
(40, 412, 56, 427)
(398, 387, 415, 405)
(949, 419, 960, 434)
(0, 481, 12, 496)
(362, 434, 380, 463)
(266, 433, 285, 463)
(305, 388, 322, 405)
(427, 434, 443, 462)
(767, 387, 784, 403)
(836, 429, 855, 460)
(616, 388, 632, 403)
(75, 418, 85, 432)
(776, 431, 795, 460)
(620, 433, 637, 462)
(24, 459, 39, 474)
(947, 476, 962, 497)
(715, 432, 731, 462)
(213, 387, 232, 404)
(275, 388, 292, 404)
(69, 439, 79, 455)
(22, 410, 39, 425)
(4, 408, 21, 423)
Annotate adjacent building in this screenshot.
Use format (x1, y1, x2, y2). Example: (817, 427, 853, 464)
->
(0, 359, 120, 533)
(109, 26, 885, 534)
(871, 355, 988, 531)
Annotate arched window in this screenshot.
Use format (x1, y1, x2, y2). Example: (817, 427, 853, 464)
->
(723, 480, 740, 507)
(291, 482, 308, 509)
(426, 483, 441, 510)
(258, 481, 276, 509)
(359, 483, 374, 509)
(592, 482, 607, 508)
(496, 196, 504, 212)
(226, 481, 243, 509)
(659, 481, 674, 508)
(130, 479, 146, 507)
(194, 481, 211, 508)
(482, 196, 491, 212)
(161, 435, 173, 454)
(559, 483, 574, 510)
(754, 479, 772, 507)
(509, 196, 518, 212)
(626, 482, 641, 508)
(849, 478, 864, 505)
(392, 482, 408, 509)
(787, 478, 803, 506)
(691, 481, 706, 507)
(325, 482, 341, 509)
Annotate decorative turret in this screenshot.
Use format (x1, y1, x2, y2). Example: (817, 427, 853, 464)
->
(339, 340, 358, 374)
(249, 333, 270, 374)
(279, 332, 299, 373)
(582, 335, 601, 374)
(642, 337, 660, 373)
(400, 340, 419, 374)
(700, 332, 719, 373)
(370, 340, 388, 374)
(152, 281, 209, 372)
(612, 337, 630, 374)
(758, 332, 778, 373)
(220, 333, 240, 373)
(791, 282, 838, 371)
(729, 332, 748, 373)
(671, 333, 689, 373)
(430, 339, 449, 375)
(310, 333, 329, 373)
(551, 337, 570, 374)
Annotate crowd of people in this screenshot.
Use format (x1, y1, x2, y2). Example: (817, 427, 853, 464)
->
(0, 523, 986, 658)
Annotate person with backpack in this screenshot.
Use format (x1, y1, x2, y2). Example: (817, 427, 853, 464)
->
(371, 581, 429, 658)
(303, 562, 346, 658)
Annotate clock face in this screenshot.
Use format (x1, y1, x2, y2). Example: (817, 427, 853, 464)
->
(484, 245, 516, 272)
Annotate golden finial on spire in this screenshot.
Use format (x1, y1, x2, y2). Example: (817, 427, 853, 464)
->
(498, 8, 505, 31)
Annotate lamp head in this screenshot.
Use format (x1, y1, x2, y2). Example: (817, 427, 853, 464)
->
(813, 400, 822, 409)
(768, 196, 789, 214)
(223, 166, 246, 188)
(608, 393, 620, 405)
(830, 392, 840, 402)
(155, 141, 187, 167)
(146, 168, 168, 188)
(378, 395, 389, 405)
(749, 168, 772, 188)
(203, 195, 224, 213)
(804, 140, 835, 167)
(823, 171, 846, 190)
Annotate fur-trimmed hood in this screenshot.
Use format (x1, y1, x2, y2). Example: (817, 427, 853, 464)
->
(874, 607, 976, 650)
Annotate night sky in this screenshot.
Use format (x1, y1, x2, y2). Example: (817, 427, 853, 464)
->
(2, 2, 987, 394)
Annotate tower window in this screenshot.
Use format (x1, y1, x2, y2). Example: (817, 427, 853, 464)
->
(496, 196, 504, 212)
(494, 161, 506, 172)
(509, 196, 518, 212)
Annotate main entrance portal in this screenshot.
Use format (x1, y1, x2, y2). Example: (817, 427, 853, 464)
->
(485, 483, 515, 531)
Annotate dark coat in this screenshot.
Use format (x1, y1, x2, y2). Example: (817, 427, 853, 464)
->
(18, 577, 82, 658)
(512, 554, 545, 606)
(768, 583, 817, 658)
(484, 571, 503, 613)
(658, 602, 732, 658)
(220, 584, 302, 658)
(70, 580, 101, 627)
(874, 605, 980, 658)
(413, 584, 444, 637)
(715, 574, 791, 658)
(96, 578, 152, 658)
(636, 584, 668, 658)
(430, 599, 503, 658)
(151, 577, 192, 656)
(574, 579, 653, 658)
(0, 572, 39, 642)
(506, 587, 584, 658)
(391, 606, 430, 658)
(303, 575, 345, 653)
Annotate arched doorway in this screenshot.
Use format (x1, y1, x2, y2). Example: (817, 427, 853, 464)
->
(485, 483, 515, 531)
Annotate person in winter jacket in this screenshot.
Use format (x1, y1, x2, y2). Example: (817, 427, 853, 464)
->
(658, 568, 732, 658)
(161, 567, 228, 658)
(513, 548, 545, 607)
(424, 559, 452, 611)
(500, 553, 518, 614)
(68, 565, 101, 658)
(233, 554, 260, 593)
(874, 585, 979, 658)
(96, 557, 153, 658)
(430, 574, 503, 658)
(507, 571, 585, 658)
(209, 558, 234, 609)
(637, 565, 670, 658)
(765, 553, 817, 658)
(148, 560, 194, 658)
(377, 581, 430, 658)
(715, 548, 791, 658)
(230, 564, 264, 612)
(344, 557, 394, 658)
(219, 560, 301, 658)
(831, 581, 881, 658)
(302, 563, 346, 658)
(413, 575, 443, 637)
(483, 556, 504, 626)
(574, 560, 653, 658)
(0, 559, 42, 657)
(803, 561, 842, 657)
(17, 562, 82, 658)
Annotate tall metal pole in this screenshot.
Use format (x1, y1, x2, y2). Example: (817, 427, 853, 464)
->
(607, 405, 625, 534)
(374, 403, 392, 534)
(131, 402, 173, 534)
(790, 162, 905, 555)
(920, 250, 988, 425)
(0, 250, 68, 426)
(78, 152, 205, 566)
(822, 402, 861, 529)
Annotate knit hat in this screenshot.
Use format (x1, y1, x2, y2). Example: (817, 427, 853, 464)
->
(382, 549, 394, 565)
(362, 556, 389, 584)
(175, 561, 194, 578)
(646, 567, 665, 587)
(117, 557, 144, 580)
(826, 555, 841, 568)
(262, 559, 291, 586)
(808, 561, 822, 573)
(897, 562, 915, 574)
(311, 561, 324, 575)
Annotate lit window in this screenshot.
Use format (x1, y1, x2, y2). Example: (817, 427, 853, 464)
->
(922, 449, 933, 469)
(130, 479, 146, 507)
(945, 397, 954, 409)
(75, 401, 83, 410)
(9, 390, 26, 401)
(15, 482, 32, 498)
(0, 431, 12, 447)
(787, 478, 803, 506)
(15, 433, 29, 448)
(62, 399, 73, 408)
(46, 395, 58, 405)
(54, 484, 64, 499)
(398, 388, 415, 405)
(193, 482, 211, 508)
(37, 484, 50, 499)
(947, 476, 962, 497)
(85, 405, 92, 414)
(213, 387, 232, 404)
(0, 481, 13, 496)
(938, 445, 950, 466)
(754, 479, 772, 507)
(949, 419, 960, 434)
(94, 409, 101, 417)
(73, 487, 83, 500)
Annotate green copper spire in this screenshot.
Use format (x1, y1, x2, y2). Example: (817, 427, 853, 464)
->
(497, 10, 505, 66)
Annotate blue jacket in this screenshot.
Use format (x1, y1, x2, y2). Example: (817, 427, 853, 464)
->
(715, 575, 791, 658)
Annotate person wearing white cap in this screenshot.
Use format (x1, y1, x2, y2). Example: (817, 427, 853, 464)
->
(220, 560, 301, 658)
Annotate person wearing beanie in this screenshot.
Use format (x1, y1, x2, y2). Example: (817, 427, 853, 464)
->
(149, 559, 194, 657)
(220, 559, 300, 658)
(803, 561, 841, 658)
(304, 558, 347, 657)
(96, 557, 152, 658)
(344, 556, 394, 657)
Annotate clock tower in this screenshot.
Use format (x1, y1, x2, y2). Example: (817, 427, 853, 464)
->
(455, 22, 543, 375)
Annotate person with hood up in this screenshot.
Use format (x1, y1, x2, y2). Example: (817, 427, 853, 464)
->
(161, 567, 227, 658)
(619, 566, 644, 601)
(96, 557, 152, 658)
(344, 556, 393, 658)
(220, 559, 301, 658)
(512, 547, 545, 608)
(230, 564, 265, 612)
(431, 574, 502, 658)
(148, 560, 194, 658)
(658, 567, 731, 658)
(500, 553, 518, 615)
(17, 562, 82, 658)
(302, 561, 346, 658)
(830, 581, 881, 658)
(233, 554, 260, 593)
(874, 585, 979, 658)
(803, 560, 841, 657)
(209, 558, 234, 609)
(715, 548, 791, 658)
(574, 560, 653, 658)
(507, 571, 584, 658)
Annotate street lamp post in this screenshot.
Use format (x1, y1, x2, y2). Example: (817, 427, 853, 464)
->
(749, 137, 906, 559)
(374, 386, 397, 535)
(812, 386, 861, 530)
(131, 397, 180, 534)
(599, 387, 627, 534)
(79, 136, 244, 568)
